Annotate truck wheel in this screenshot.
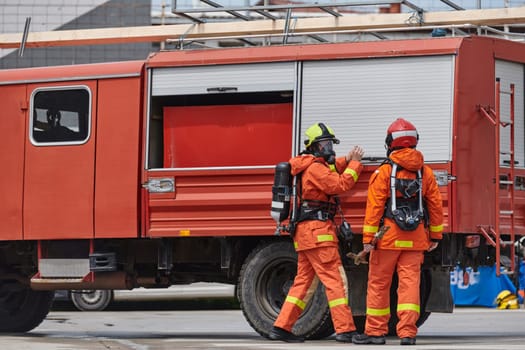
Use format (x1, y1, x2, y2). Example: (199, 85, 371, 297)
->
(70, 289, 113, 311)
(0, 280, 54, 332)
(237, 241, 334, 340)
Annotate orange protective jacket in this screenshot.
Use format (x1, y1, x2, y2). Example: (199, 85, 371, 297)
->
(362, 148, 444, 250)
(289, 154, 363, 251)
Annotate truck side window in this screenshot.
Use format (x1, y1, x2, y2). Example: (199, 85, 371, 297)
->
(31, 87, 90, 145)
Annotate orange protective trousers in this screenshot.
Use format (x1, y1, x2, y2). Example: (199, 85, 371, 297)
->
(274, 245, 356, 334)
(364, 249, 423, 339)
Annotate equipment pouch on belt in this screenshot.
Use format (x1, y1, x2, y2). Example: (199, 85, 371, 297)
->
(337, 220, 353, 242)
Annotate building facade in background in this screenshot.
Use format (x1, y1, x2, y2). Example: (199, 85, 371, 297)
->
(0, 0, 153, 69)
(3, 0, 525, 68)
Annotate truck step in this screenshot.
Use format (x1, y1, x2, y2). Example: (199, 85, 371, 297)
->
(499, 210, 514, 215)
(31, 277, 85, 284)
(89, 252, 117, 272)
(39, 258, 90, 278)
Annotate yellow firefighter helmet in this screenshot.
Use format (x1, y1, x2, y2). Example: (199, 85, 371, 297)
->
(495, 290, 519, 309)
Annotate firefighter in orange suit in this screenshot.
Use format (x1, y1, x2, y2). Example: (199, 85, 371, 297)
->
(269, 122, 364, 343)
(353, 118, 443, 346)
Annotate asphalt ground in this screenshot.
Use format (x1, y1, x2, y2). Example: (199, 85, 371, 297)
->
(0, 307, 523, 350)
(12, 283, 524, 349)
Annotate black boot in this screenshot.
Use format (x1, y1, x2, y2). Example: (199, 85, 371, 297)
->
(335, 331, 358, 342)
(400, 337, 416, 345)
(268, 326, 305, 343)
(352, 333, 386, 345)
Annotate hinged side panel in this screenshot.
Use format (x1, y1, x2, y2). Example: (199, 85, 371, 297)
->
(0, 84, 26, 240)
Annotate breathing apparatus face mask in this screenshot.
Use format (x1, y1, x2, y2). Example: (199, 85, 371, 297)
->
(315, 140, 336, 164)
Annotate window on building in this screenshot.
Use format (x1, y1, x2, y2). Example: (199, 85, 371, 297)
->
(31, 87, 91, 145)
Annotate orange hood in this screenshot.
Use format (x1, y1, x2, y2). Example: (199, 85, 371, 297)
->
(389, 148, 424, 171)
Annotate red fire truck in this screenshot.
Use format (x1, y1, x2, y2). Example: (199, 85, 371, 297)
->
(0, 35, 523, 336)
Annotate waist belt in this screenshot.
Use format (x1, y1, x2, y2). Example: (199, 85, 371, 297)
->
(297, 200, 337, 222)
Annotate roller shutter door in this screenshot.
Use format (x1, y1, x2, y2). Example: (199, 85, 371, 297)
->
(496, 60, 524, 168)
(151, 62, 295, 96)
(300, 55, 455, 162)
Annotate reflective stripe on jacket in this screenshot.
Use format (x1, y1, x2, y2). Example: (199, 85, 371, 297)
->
(290, 154, 363, 251)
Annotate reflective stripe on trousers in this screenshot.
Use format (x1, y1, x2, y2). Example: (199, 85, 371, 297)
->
(364, 249, 422, 338)
(274, 246, 356, 334)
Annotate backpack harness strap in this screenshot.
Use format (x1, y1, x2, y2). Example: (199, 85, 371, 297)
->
(384, 161, 426, 231)
(295, 160, 339, 223)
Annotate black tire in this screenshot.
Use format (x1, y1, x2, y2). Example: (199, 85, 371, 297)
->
(237, 241, 334, 340)
(70, 289, 113, 311)
(0, 280, 54, 332)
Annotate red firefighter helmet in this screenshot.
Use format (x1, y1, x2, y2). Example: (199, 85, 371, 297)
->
(385, 118, 419, 150)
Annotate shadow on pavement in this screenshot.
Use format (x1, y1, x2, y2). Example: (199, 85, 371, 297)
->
(51, 297, 240, 311)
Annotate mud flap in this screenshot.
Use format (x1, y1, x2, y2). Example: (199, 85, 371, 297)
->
(425, 266, 454, 313)
(347, 264, 369, 315)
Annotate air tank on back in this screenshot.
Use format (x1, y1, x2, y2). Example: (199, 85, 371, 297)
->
(270, 162, 293, 227)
